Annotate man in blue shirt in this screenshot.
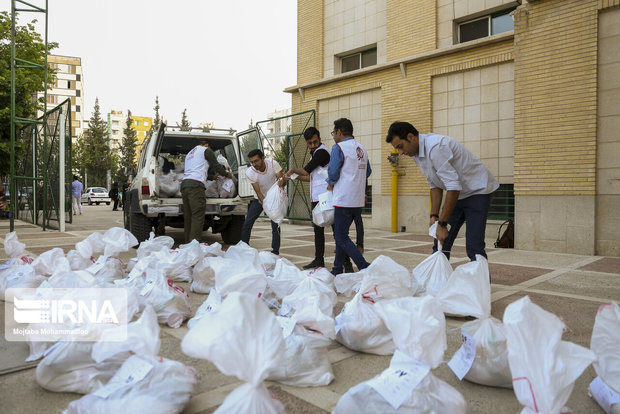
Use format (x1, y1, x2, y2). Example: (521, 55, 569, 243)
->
(71, 175, 83, 215)
(326, 118, 372, 275)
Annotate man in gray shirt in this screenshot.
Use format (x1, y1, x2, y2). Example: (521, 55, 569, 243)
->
(386, 121, 499, 261)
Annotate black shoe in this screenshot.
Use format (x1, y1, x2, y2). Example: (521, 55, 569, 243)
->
(303, 258, 325, 269)
(343, 261, 354, 273)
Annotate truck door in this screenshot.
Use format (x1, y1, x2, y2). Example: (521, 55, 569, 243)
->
(236, 128, 264, 198)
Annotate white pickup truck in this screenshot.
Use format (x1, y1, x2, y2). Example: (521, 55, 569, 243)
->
(124, 124, 265, 243)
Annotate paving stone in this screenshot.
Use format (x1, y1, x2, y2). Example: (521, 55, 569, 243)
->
(578, 256, 620, 274)
(491, 291, 601, 346)
(485, 262, 551, 286)
(531, 269, 620, 301)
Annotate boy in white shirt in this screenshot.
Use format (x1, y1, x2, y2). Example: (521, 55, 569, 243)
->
(241, 149, 285, 254)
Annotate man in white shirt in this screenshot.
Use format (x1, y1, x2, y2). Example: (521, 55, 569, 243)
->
(385, 121, 499, 261)
(181, 140, 231, 243)
(241, 149, 285, 254)
(284, 127, 356, 272)
(326, 118, 372, 275)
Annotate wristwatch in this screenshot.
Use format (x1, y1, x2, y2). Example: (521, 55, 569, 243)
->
(437, 220, 448, 228)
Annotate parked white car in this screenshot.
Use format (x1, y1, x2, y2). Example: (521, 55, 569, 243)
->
(81, 187, 111, 205)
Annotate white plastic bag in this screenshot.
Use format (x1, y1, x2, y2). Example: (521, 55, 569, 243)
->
(312, 203, 334, 227)
(436, 255, 490, 318)
(75, 232, 105, 260)
(0, 264, 45, 301)
(503, 296, 596, 414)
(259, 251, 281, 276)
(590, 302, 620, 414)
(182, 292, 285, 414)
(205, 180, 219, 198)
(200, 241, 224, 258)
(102, 227, 139, 257)
(412, 223, 452, 296)
(211, 248, 267, 298)
(140, 268, 192, 328)
(87, 256, 125, 283)
(190, 256, 216, 294)
(268, 258, 306, 299)
(187, 288, 222, 330)
(334, 296, 466, 413)
(280, 273, 337, 319)
(63, 354, 200, 414)
(67, 249, 94, 270)
(335, 256, 414, 355)
(32, 247, 65, 276)
(150, 240, 202, 282)
(158, 172, 181, 198)
(36, 307, 160, 394)
(335, 294, 395, 355)
(136, 232, 174, 259)
(262, 183, 288, 225)
(438, 255, 512, 388)
(4, 231, 26, 258)
(268, 323, 334, 387)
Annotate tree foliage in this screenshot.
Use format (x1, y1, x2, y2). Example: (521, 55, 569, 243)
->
(119, 109, 138, 176)
(73, 98, 116, 187)
(152, 95, 161, 131)
(272, 137, 290, 170)
(177, 108, 191, 131)
(0, 12, 58, 175)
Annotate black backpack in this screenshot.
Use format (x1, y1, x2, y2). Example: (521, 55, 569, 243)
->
(494, 219, 514, 248)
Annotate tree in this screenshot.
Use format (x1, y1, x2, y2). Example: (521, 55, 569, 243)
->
(73, 98, 116, 186)
(152, 95, 161, 131)
(0, 12, 58, 175)
(177, 108, 191, 131)
(272, 137, 290, 170)
(119, 109, 138, 177)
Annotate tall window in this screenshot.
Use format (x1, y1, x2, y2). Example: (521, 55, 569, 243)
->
(340, 47, 377, 74)
(458, 8, 515, 43)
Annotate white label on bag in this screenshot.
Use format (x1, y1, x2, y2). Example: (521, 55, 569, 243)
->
(335, 304, 347, 334)
(318, 191, 334, 211)
(289, 173, 299, 180)
(367, 353, 431, 410)
(448, 332, 477, 380)
(280, 302, 292, 316)
(140, 279, 155, 296)
(222, 179, 234, 192)
(276, 316, 297, 338)
(86, 255, 107, 274)
(93, 357, 153, 399)
(590, 377, 620, 414)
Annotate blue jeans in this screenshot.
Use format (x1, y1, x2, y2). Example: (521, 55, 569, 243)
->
(332, 207, 370, 275)
(433, 193, 493, 261)
(241, 199, 281, 254)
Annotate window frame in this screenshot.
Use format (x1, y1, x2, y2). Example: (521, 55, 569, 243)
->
(339, 47, 378, 74)
(457, 7, 516, 44)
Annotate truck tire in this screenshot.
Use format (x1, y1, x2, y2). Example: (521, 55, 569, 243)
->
(130, 212, 152, 242)
(123, 205, 131, 230)
(221, 215, 244, 245)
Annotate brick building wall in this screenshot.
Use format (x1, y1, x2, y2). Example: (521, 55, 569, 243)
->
(288, 0, 620, 256)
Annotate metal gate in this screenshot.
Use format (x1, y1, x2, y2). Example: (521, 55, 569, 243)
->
(13, 99, 72, 230)
(255, 110, 315, 221)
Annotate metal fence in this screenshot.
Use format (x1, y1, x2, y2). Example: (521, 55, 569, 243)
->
(12, 98, 72, 229)
(255, 110, 316, 221)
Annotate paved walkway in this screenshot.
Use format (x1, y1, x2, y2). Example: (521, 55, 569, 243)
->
(0, 206, 618, 413)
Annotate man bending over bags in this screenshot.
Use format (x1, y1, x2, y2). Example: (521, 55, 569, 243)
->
(386, 121, 498, 261)
(241, 149, 285, 255)
(181, 140, 231, 243)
